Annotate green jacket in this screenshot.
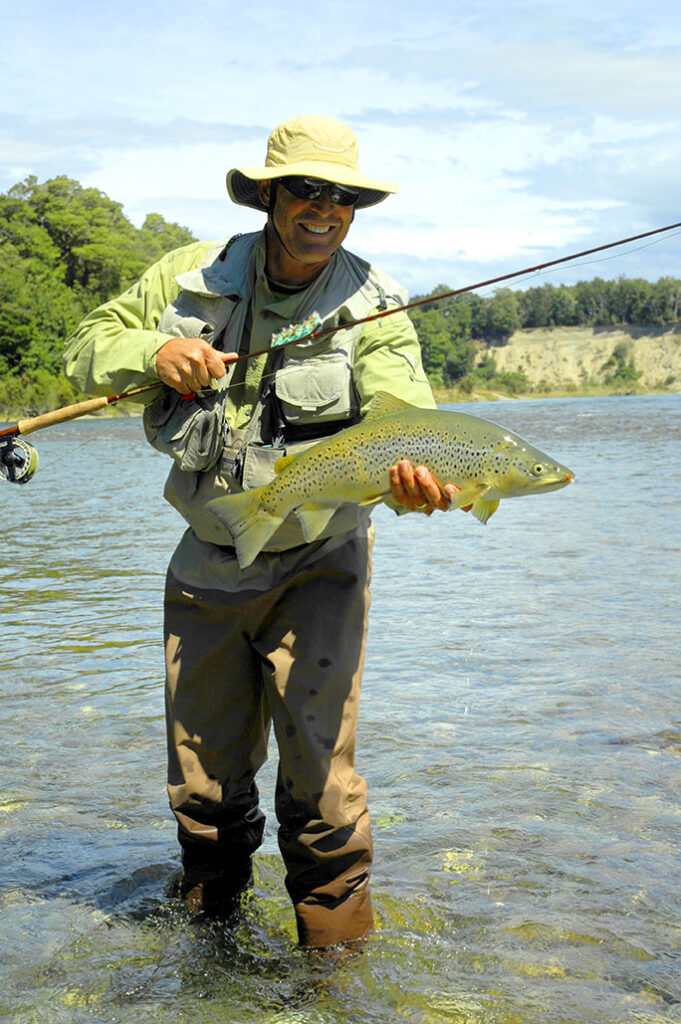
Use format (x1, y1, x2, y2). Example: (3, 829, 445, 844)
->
(64, 230, 435, 590)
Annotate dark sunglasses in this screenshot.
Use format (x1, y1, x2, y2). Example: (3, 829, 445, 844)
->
(279, 176, 361, 207)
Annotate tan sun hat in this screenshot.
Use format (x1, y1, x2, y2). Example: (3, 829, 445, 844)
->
(227, 115, 398, 212)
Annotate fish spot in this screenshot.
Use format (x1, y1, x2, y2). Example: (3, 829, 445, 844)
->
(285, 724, 297, 738)
(318, 658, 332, 668)
(306, 714, 316, 722)
(309, 688, 319, 696)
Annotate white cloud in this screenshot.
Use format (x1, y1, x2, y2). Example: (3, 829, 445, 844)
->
(1, 0, 680, 293)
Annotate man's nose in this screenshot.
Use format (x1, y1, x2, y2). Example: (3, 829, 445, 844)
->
(308, 192, 336, 212)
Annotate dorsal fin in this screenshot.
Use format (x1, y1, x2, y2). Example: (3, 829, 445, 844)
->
(363, 391, 415, 420)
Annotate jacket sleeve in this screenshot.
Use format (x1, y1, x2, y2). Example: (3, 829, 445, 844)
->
(352, 309, 436, 415)
(63, 241, 212, 397)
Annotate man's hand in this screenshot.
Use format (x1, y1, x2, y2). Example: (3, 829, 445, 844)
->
(155, 337, 239, 395)
(389, 460, 472, 515)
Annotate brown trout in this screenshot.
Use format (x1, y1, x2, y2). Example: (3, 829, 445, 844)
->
(208, 391, 574, 568)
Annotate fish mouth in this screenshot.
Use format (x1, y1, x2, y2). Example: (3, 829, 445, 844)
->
(534, 470, 575, 493)
(498, 468, 575, 498)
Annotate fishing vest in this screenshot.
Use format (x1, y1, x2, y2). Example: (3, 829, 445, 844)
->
(144, 230, 409, 551)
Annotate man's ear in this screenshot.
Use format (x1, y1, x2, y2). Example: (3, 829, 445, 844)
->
(257, 180, 271, 207)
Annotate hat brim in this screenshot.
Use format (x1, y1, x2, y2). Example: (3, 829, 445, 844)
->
(227, 161, 397, 212)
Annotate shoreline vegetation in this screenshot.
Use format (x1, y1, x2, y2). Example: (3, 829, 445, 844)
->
(1, 175, 679, 420)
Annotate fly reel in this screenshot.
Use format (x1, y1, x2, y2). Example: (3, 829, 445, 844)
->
(0, 436, 39, 484)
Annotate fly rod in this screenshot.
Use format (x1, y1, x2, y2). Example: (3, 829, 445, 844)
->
(2, 218, 680, 483)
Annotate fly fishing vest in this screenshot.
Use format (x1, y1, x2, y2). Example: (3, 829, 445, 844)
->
(144, 230, 409, 552)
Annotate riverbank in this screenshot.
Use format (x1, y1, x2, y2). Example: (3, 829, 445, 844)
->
(433, 324, 681, 403)
(487, 324, 680, 390)
(432, 381, 679, 403)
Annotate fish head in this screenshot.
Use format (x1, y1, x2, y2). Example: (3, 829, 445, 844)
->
(482, 436, 574, 499)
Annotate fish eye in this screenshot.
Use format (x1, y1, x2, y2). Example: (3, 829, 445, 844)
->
(532, 464, 544, 476)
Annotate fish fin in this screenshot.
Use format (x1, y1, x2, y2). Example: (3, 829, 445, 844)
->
(471, 497, 500, 524)
(274, 453, 297, 474)
(358, 493, 388, 508)
(296, 504, 338, 542)
(208, 489, 283, 568)
(362, 391, 416, 420)
(448, 488, 482, 511)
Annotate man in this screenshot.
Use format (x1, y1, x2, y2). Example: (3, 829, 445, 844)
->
(64, 115, 461, 950)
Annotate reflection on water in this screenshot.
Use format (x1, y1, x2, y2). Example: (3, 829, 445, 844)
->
(1, 394, 680, 1023)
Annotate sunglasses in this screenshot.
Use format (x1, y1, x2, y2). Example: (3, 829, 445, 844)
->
(279, 176, 361, 207)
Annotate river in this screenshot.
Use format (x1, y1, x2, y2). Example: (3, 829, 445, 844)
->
(1, 393, 679, 1023)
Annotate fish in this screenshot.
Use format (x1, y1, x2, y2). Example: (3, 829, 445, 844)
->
(208, 391, 574, 568)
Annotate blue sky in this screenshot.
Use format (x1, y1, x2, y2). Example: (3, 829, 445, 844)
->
(2, 0, 680, 295)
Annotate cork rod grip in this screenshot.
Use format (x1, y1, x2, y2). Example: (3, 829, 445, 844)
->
(17, 396, 110, 435)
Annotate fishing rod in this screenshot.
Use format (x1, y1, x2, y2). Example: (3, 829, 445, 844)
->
(2, 218, 680, 484)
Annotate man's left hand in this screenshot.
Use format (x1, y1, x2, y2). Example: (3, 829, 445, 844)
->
(389, 460, 471, 515)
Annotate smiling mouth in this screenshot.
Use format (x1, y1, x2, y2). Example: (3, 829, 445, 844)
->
(300, 223, 335, 235)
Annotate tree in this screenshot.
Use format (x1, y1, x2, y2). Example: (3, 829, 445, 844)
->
(481, 288, 520, 342)
(0, 175, 196, 410)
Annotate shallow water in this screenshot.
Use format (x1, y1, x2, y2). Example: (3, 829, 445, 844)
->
(1, 394, 679, 1023)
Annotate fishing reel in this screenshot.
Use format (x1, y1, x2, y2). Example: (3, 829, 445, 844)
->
(0, 436, 39, 484)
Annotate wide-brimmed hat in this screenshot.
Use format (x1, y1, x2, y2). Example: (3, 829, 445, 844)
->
(227, 115, 397, 212)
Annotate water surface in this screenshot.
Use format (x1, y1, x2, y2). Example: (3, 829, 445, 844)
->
(1, 394, 679, 1023)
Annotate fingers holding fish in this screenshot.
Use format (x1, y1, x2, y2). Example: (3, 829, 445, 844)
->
(389, 460, 424, 512)
(390, 461, 459, 514)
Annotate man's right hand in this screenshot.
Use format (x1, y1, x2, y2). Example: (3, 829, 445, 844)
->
(155, 337, 239, 395)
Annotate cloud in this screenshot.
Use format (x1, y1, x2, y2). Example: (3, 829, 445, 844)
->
(1, 0, 679, 296)
(0, 113, 267, 152)
(334, 39, 681, 120)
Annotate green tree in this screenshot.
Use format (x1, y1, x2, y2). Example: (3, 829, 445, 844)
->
(481, 288, 520, 342)
(0, 175, 196, 413)
(518, 284, 554, 327)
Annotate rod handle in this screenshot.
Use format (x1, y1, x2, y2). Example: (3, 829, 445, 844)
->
(16, 396, 110, 435)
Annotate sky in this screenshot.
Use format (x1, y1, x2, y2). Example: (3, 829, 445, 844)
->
(1, 0, 680, 296)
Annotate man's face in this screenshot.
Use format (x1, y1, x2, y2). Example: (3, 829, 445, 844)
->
(259, 179, 354, 284)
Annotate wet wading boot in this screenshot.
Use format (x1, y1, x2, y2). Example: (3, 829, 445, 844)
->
(177, 857, 254, 920)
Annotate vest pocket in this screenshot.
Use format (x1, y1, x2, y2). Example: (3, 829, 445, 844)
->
(274, 352, 356, 425)
(143, 387, 226, 471)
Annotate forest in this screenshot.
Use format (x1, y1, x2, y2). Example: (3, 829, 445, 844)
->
(1, 175, 680, 414)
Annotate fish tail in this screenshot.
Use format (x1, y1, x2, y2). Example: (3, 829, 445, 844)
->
(208, 488, 283, 568)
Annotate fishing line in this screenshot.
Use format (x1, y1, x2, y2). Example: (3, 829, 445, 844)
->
(431, 228, 681, 305)
(505, 228, 681, 283)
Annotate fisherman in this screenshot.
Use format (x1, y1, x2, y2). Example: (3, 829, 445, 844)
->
(63, 115, 461, 951)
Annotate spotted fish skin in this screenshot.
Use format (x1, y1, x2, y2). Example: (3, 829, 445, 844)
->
(208, 391, 574, 568)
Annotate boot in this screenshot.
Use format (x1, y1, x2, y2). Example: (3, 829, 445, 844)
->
(177, 857, 253, 920)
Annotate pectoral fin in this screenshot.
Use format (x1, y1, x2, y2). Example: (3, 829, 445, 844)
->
(471, 497, 500, 524)
(448, 488, 482, 511)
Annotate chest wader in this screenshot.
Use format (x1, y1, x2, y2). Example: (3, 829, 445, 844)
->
(155, 232, 404, 945)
